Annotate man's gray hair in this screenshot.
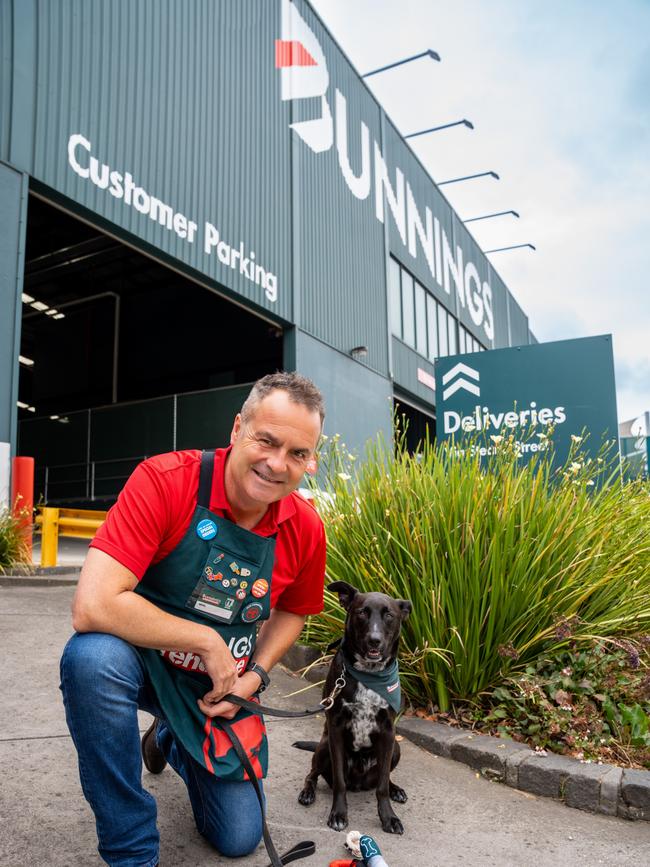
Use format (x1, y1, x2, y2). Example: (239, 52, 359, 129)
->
(240, 372, 325, 425)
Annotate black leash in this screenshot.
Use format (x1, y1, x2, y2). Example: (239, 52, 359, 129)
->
(217, 717, 315, 867)
(214, 674, 348, 867)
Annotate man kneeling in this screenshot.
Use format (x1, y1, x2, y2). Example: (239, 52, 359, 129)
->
(60, 373, 326, 866)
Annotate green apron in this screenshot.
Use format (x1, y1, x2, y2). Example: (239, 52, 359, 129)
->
(135, 450, 276, 781)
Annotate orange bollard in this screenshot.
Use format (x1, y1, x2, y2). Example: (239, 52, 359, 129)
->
(11, 456, 34, 558)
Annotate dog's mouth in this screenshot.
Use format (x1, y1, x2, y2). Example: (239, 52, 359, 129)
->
(364, 648, 383, 661)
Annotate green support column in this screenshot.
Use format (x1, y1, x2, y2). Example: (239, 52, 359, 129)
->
(0, 162, 28, 456)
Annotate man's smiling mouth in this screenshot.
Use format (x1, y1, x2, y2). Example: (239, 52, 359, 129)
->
(252, 468, 282, 484)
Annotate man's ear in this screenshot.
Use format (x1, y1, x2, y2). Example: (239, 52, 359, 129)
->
(327, 581, 358, 611)
(230, 414, 242, 446)
(305, 457, 318, 476)
(397, 599, 412, 621)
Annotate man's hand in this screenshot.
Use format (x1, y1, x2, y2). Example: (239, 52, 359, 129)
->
(198, 670, 262, 719)
(196, 632, 239, 706)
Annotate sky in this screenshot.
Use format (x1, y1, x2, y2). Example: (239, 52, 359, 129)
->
(311, 0, 650, 424)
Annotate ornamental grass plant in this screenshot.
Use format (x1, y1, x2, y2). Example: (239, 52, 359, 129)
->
(0, 505, 31, 573)
(302, 432, 650, 713)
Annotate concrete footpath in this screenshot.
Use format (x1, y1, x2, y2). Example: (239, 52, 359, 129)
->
(1, 585, 649, 867)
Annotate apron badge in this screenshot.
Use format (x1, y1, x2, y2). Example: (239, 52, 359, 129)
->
(229, 561, 240, 575)
(204, 566, 214, 580)
(240, 567, 251, 577)
(251, 579, 269, 598)
(241, 602, 264, 622)
(222, 578, 231, 588)
(213, 552, 225, 564)
(239, 581, 248, 590)
(196, 519, 218, 541)
(236, 588, 246, 600)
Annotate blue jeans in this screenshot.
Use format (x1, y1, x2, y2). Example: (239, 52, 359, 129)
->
(60, 632, 264, 866)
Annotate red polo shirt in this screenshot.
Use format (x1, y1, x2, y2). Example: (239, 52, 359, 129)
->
(90, 447, 326, 615)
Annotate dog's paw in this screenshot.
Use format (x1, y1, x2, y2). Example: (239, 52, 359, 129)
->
(380, 815, 404, 835)
(389, 783, 408, 803)
(327, 810, 349, 832)
(298, 786, 315, 806)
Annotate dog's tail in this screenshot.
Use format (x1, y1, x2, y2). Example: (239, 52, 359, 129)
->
(292, 740, 318, 752)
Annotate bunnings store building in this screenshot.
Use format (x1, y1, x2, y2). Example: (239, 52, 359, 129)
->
(1, 0, 535, 507)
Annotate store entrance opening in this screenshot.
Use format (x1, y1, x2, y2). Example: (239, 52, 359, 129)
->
(18, 195, 284, 506)
(394, 397, 436, 453)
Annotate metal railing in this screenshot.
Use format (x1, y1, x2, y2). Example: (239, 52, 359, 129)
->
(40, 455, 148, 504)
(35, 507, 107, 567)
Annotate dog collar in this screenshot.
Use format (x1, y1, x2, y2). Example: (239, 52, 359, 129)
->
(342, 655, 402, 713)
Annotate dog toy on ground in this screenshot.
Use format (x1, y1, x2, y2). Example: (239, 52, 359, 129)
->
(342, 830, 389, 866)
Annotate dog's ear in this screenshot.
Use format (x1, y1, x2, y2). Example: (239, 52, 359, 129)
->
(397, 599, 412, 621)
(327, 581, 358, 611)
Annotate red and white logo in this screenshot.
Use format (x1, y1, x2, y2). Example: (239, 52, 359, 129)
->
(161, 634, 253, 676)
(275, 0, 333, 153)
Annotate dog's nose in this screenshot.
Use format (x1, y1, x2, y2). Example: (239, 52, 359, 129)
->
(367, 636, 381, 649)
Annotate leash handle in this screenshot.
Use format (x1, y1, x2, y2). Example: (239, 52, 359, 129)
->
(216, 718, 315, 866)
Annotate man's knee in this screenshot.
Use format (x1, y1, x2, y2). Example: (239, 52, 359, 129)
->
(60, 632, 141, 694)
(202, 817, 263, 858)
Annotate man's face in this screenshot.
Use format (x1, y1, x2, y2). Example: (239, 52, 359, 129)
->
(227, 390, 321, 509)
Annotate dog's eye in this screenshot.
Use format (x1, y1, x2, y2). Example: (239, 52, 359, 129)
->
(384, 613, 394, 622)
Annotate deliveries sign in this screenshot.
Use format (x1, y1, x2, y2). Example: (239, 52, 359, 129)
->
(435, 335, 618, 467)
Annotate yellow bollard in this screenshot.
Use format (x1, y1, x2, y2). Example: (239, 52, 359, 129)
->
(40, 507, 60, 567)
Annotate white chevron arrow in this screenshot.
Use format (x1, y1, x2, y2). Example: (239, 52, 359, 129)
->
(442, 377, 481, 401)
(441, 362, 480, 386)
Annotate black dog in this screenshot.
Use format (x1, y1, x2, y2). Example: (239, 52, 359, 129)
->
(296, 580, 412, 834)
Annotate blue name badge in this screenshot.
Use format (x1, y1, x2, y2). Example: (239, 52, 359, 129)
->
(196, 519, 218, 541)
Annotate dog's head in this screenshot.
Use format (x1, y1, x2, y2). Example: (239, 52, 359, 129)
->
(328, 580, 411, 671)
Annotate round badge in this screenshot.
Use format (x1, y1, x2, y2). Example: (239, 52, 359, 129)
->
(222, 578, 231, 588)
(239, 581, 248, 590)
(196, 519, 217, 541)
(251, 579, 269, 599)
(242, 602, 264, 622)
(236, 588, 246, 601)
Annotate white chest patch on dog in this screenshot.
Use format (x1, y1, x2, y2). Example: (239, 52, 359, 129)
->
(344, 682, 389, 750)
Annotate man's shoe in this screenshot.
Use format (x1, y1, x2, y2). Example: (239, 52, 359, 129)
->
(141, 717, 167, 774)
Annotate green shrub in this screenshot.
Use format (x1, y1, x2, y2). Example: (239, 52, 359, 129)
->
(303, 433, 650, 711)
(0, 506, 31, 572)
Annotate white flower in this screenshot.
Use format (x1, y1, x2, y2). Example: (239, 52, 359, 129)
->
(586, 480, 595, 486)
(570, 461, 582, 474)
(537, 432, 548, 440)
(490, 435, 503, 445)
(571, 435, 583, 443)
(337, 472, 351, 481)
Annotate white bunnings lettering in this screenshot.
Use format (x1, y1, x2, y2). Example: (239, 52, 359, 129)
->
(66, 134, 278, 303)
(281, 0, 496, 342)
